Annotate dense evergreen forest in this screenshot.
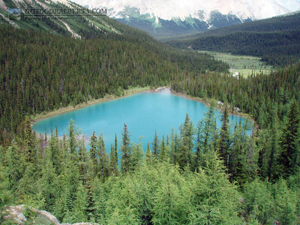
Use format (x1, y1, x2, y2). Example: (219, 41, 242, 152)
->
(167, 13, 300, 67)
(0, 5, 300, 224)
(0, 24, 228, 145)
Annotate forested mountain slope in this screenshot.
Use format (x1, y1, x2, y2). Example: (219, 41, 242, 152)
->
(167, 12, 300, 66)
(1, 61, 299, 224)
(0, 23, 228, 145)
(0, 1, 300, 224)
(0, 0, 232, 146)
(0, 0, 118, 38)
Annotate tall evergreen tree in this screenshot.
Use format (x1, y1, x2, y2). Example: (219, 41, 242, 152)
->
(24, 117, 35, 163)
(278, 101, 300, 178)
(110, 144, 118, 176)
(97, 134, 109, 180)
(114, 134, 118, 165)
(267, 108, 280, 181)
(219, 105, 230, 169)
(195, 107, 217, 170)
(178, 113, 194, 169)
(159, 135, 166, 162)
(89, 131, 98, 177)
(146, 142, 152, 164)
(85, 179, 96, 222)
(121, 123, 132, 174)
(170, 129, 180, 165)
(152, 130, 160, 160)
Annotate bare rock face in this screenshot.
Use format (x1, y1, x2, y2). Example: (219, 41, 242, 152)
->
(2, 205, 97, 225)
(3, 205, 27, 225)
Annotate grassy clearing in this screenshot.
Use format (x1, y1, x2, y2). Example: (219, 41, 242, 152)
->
(200, 51, 274, 77)
(32, 86, 151, 122)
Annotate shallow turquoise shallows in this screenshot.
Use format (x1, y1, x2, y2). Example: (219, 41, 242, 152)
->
(33, 90, 251, 151)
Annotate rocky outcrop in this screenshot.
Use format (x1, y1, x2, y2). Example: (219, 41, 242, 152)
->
(2, 205, 97, 225)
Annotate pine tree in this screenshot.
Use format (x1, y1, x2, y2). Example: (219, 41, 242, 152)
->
(24, 117, 35, 163)
(146, 142, 152, 164)
(131, 141, 144, 170)
(68, 119, 80, 155)
(152, 130, 160, 160)
(0, 161, 10, 208)
(219, 105, 230, 169)
(110, 144, 118, 176)
(267, 109, 280, 181)
(121, 123, 132, 174)
(159, 135, 166, 162)
(114, 134, 118, 165)
(170, 129, 180, 165)
(97, 134, 109, 180)
(195, 107, 217, 170)
(278, 101, 300, 178)
(89, 131, 98, 177)
(178, 113, 194, 169)
(85, 179, 96, 222)
(73, 183, 87, 222)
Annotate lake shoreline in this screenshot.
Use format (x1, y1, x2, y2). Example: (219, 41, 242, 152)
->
(32, 86, 256, 134)
(32, 86, 153, 124)
(171, 90, 258, 133)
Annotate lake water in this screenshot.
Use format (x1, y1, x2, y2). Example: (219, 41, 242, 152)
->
(33, 90, 251, 151)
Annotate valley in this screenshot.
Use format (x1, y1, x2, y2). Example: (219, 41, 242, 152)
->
(0, 0, 299, 224)
(200, 51, 274, 77)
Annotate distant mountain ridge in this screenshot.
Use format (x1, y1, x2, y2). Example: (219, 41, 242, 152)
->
(70, 0, 300, 38)
(167, 12, 300, 66)
(0, 0, 124, 39)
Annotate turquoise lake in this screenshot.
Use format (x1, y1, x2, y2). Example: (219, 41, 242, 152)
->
(33, 90, 251, 151)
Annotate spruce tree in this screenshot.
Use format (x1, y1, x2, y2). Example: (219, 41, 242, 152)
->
(146, 142, 152, 164)
(159, 135, 166, 162)
(219, 105, 230, 169)
(121, 123, 132, 174)
(97, 134, 109, 180)
(178, 113, 194, 169)
(114, 134, 118, 165)
(85, 179, 96, 222)
(24, 117, 35, 163)
(89, 131, 98, 177)
(278, 101, 300, 178)
(152, 130, 160, 160)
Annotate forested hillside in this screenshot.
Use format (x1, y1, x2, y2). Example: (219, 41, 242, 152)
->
(0, 1, 300, 224)
(0, 24, 228, 145)
(167, 12, 300, 66)
(1, 62, 299, 224)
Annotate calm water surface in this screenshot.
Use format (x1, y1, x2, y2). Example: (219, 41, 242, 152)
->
(33, 90, 251, 151)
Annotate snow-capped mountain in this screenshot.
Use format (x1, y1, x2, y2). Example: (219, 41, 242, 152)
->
(70, 0, 300, 38)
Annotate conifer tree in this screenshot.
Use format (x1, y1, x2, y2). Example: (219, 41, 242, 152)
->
(110, 144, 118, 176)
(85, 179, 96, 222)
(131, 141, 144, 170)
(152, 130, 160, 160)
(219, 105, 230, 169)
(97, 134, 109, 180)
(73, 183, 87, 223)
(159, 135, 166, 162)
(114, 134, 118, 165)
(24, 117, 35, 163)
(0, 161, 10, 208)
(121, 123, 132, 174)
(278, 101, 300, 178)
(146, 142, 152, 164)
(170, 129, 180, 165)
(195, 107, 217, 170)
(178, 113, 194, 169)
(68, 119, 80, 155)
(89, 132, 98, 177)
(267, 108, 280, 181)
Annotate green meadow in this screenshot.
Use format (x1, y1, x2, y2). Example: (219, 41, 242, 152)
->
(200, 51, 274, 77)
